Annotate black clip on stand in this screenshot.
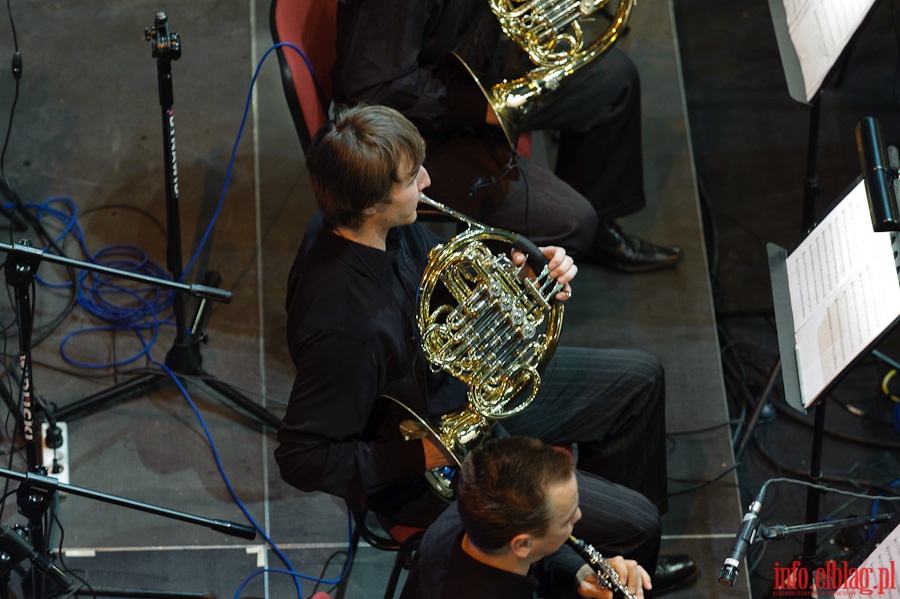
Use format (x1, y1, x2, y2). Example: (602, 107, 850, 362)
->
(0, 465, 256, 599)
(50, 12, 280, 430)
(1, 240, 241, 598)
(718, 508, 893, 593)
(2, 240, 234, 597)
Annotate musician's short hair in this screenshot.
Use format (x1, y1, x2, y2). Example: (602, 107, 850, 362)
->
(456, 436, 576, 553)
(306, 103, 426, 229)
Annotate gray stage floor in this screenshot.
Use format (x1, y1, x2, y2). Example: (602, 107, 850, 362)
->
(0, 1, 744, 597)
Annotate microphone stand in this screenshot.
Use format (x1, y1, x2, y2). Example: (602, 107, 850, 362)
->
(0, 240, 237, 598)
(4, 240, 55, 599)
(50, 12, 281, 430)
(718, 509, 893, 595)
(0, 466, 256, 599)
(758, 513, 893, 543)
(757, 513, 893, 597)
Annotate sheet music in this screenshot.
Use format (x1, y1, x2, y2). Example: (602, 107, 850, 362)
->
(771, 0, 875, 102)
(835, 520, 900, 596)
(786, 180, 900, 408)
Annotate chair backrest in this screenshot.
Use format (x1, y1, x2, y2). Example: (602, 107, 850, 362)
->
(269, 0, 337, 151)
(346, 505, 425, 599)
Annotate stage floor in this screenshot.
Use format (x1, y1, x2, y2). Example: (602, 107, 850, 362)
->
(0, 0, 769, 597)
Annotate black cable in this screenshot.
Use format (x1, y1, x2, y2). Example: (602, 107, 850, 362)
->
(308, 548, 350, 599)
(0, 0, 73, 257)
(666, 463, 740, 498)
(767, 393, 900, 451)
(751, 434, 900, 497)
(52, 509, 97, 599)
(0, 0, 21, 194)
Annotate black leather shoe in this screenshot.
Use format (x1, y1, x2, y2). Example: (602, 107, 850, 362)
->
(653, 554, 698, 596)
(589, 221, 683, 273)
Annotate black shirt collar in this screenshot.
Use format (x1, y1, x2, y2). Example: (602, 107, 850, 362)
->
(450, 531, 540, 598)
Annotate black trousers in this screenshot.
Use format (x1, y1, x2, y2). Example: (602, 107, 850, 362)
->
(424, 48, 645, 258)
(504, 346, 666, 573)
(389, 346, 667, 574)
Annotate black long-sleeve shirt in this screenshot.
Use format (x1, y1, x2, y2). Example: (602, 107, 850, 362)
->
(275, 214, 465, 516)
(401, 503, 586, 599)
(334, 0, 503, 135)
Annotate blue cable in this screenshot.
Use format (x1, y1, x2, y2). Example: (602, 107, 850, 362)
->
(158, 360, 355, 599)
(5, 196, 176, 368)
(180, 41, 324, 282)
(182, 42, 357, 599)
(9, 40, 358, 596)
(893, 402, 900, 433)
(870, 478, 900, 538)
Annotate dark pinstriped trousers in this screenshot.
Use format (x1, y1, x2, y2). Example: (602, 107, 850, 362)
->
(501, 346, 667, 574)
(423, 47, 644, 260)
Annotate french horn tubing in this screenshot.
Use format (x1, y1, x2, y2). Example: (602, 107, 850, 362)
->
(388, 194, 565, 500)
(456, 0, 634, 147)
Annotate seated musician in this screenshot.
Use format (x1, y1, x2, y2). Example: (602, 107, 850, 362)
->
(401, 436, 652, 599)
(275, 103, 695, 592)
(334, 0, 683, 272)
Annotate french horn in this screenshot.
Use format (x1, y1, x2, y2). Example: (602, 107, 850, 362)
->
(457, 0, 634, 148)
(388, 194, 565, 500)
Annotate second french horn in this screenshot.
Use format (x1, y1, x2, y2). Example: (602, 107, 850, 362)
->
(456, 0, 634, 147)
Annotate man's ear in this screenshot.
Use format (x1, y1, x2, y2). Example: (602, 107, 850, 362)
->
(509, 533, 533, 560)
(362, 204, 378, 216)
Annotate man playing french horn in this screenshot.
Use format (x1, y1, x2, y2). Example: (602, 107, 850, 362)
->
(275, 104, 695, 596)
(333, 0, 683, 273)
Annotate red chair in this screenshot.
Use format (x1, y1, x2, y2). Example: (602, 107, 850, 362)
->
(269, 0, 336, 151)
(348, 507, 424, 599)
(269, 0, 531, 161)
(268, 0, 460, 233)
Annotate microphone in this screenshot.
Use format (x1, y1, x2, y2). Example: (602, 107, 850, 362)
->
(0, 524, 72, 590)
(718, 486, 766, 586)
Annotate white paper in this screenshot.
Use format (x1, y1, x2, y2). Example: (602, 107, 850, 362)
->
(833, 520, 900, 596)
(786, 180, 900, 407)
(773, 0, 875, 102)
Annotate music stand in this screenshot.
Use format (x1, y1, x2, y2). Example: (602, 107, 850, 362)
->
(50, 12, 281, 430)
(767, 171, 900, 590)
(728, 1, 883, 578)
(736, 1, 884, 458)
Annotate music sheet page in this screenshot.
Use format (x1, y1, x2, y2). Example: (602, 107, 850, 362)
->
(835, 520, 900, 596)
(774, 0, 874, 102)
(786, 180, 900, 408)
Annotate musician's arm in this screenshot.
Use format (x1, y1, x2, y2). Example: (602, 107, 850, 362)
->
(274, 332, 426, 507)
(336, 0, 488, 131)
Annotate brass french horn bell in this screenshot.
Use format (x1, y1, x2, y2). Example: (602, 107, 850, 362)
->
(389, 194, 565, 500)
(456, 0, 635, 148)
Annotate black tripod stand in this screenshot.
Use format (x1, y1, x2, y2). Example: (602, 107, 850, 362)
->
(51, 12, 280, 430)
(0, 465, 256, 599)
(0, 239, 240, 598)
